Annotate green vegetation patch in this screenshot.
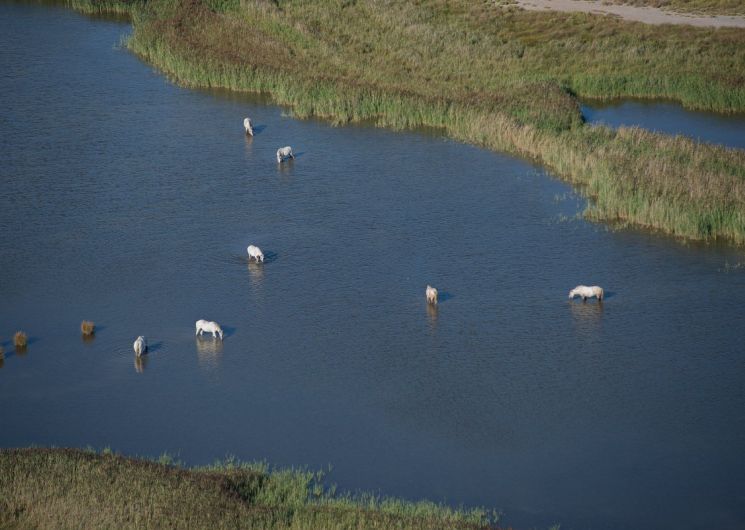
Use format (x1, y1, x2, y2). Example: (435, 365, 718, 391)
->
(69, 0, 745, 244)
(0, 448, 495, 529)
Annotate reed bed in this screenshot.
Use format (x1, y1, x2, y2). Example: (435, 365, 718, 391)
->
(71, 0, 745, 244)
(0, 448, 496, 529)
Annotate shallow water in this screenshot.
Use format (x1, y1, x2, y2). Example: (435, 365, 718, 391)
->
(582, 99, 745, 150)
(2, 4, 745, 529)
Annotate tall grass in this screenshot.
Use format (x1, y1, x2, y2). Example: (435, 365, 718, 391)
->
(72, 0, 745, 244)
(0, 448, 497, 529)
(65, 0, 140, 15)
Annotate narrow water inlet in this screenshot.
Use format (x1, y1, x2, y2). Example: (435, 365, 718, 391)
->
(581, 98, 745, 150)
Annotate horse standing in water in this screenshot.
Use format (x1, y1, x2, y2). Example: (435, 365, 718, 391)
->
(196, 319, 224, 340)
(247, 244, 264, 263)
(568, 285, 604, 302)
(426, 285, 438, 304)
(133, 336, 147, 356)
(276, 146, 294, 163)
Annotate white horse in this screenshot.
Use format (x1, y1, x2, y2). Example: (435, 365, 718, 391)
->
(426, 285, 438, 304)
(276, 146, 294, 163)
(247, 244, 264, 263)
(133, 336, 147, 356)
(568, 285, 604, 302)
(196, 319, 224, 340)
(243, 117, 253, 136)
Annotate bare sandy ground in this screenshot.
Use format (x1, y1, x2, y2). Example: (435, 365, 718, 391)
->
(513, 0, 745, 27)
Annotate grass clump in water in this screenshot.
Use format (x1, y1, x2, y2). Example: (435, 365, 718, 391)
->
(80, 320, 95, 336)
(0, 448, 497, 529)
(13, 331, 27, 349)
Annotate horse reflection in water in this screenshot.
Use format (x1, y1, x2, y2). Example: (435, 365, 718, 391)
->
(247, 260, 265, 286)
(569, 298, 604, 338)
(134, 355, 147, 373)
(426, 301, 438, 331)
(196, 336, 224, 370)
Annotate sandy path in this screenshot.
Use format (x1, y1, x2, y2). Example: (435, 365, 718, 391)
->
(513, 0, 745, 27)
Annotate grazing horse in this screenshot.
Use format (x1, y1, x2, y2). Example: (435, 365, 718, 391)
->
(276, 146, 294, 163)
(568, 285, 604, 302)
(247, 244, 264, 263)
(196, 319, 224, 340)
(133, 336, 147, 356)
(426, 285, 438, 304)
(243, 117, 253, 136)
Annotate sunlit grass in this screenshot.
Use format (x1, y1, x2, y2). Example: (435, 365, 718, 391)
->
(0, 448, 497, 529)
(68, 0, 745, 244)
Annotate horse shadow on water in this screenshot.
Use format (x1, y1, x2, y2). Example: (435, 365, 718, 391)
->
(257, 250, 278, 264)
(147, 341, 164, 353)
(437, 291, 455, 303)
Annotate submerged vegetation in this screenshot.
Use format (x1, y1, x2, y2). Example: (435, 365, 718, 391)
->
(69, 0, 745, 243)
(0, 448, 496, 529)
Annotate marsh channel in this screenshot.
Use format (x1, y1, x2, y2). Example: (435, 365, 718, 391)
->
(1, 3, 745, 529)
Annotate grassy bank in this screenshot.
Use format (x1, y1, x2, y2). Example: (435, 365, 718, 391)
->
(0, 448, 497, 529)
(72, 0, 745, 244)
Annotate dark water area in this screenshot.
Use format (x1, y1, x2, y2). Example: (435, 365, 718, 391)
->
(582, 99, 745, 150)
(2, 3, 745, 529)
